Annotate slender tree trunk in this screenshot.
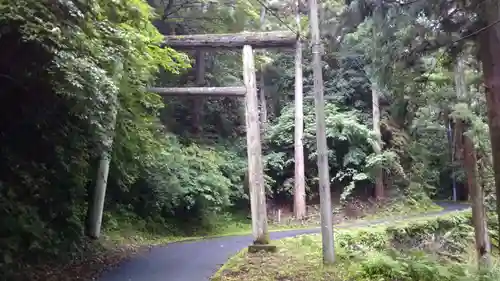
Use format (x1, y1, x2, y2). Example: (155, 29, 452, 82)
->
(309, 0, 335, 263)
(259, 5, 268, 125)
(193, 50, 205, 137)
(453, 118, 469, 200)
(259, 74, 267, 123)
(86, 61, 122, 239)
(452, 58, 468, 200)
(455, 57, 491, 266)
(293, 0, 307, 219)
(371, 83, 384, 199)
(229, 0, 235, 17)
(189, 1, 206, 137)
(371, 1, 384, 200)
(463, 131, 492, 266)
(479, 0, 500, 242)
(444, 109, 457, 201)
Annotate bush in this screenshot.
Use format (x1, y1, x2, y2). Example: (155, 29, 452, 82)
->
(212, 210, 500, 281)
(335, 210, 500, 281)
(264, 103, 396, 200)
(0, 1, 248, 274)
(106, 134, 247, 234)
(336, 210, 473, 257)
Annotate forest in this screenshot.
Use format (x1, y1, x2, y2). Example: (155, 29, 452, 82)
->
(0, 0, 499, 280)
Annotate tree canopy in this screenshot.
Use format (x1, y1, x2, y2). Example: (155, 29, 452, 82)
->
(1, 0, 500, 279)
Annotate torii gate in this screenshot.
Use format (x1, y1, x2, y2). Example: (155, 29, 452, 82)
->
(87, 30, 303, 252)
(151, 31, 298, 250)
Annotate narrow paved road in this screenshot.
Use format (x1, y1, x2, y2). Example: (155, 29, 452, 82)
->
(98, 202, 469, 281)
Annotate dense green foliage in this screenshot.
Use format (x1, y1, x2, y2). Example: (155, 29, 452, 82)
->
(1, 0, 499, 279)
(265, 102, 402, 200)
(0, 0, 246, 277)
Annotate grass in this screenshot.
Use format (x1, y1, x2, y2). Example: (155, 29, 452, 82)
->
(100, 198, 446, 246)
(199, 199, 445, 239)
(93, 198, 449, 271)
(211, 210, 488, 281)
(212, 240, 500, 281)
(211, 227, 386, 281)
(212, 240, 341, 281)
(360, 197, 444, 220)
(211, 229, 365, 281)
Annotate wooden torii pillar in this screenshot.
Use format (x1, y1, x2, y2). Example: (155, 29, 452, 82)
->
(152, 31, 297, 249)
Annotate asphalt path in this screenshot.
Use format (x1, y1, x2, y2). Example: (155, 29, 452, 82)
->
(98, 202, 469, 281)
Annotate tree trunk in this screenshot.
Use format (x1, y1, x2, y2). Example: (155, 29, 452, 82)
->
(444, 108, 457, 201)
(259, 73, 267, 124)
(453, 117, 468, 200)
(463, 131, 492, 266)
(309, 0, 335, 264)
(372, 83, 384, 199)
(453, 57, 471, 201)
(455, 56, 491, 266)
(193, 50, 205, 137)
(479, 0, 500, 243)
(259, 5, 268, 125)
(293, 0, 307, 220)
(86, 61, 122, 239)
(371, 2, 384, 200)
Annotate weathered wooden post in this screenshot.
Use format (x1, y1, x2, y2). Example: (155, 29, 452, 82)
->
(242, 45, 275, 252)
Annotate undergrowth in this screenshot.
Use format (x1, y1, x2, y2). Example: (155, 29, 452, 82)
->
(13, 199, 443, 281)
(203, 197, 443, 237)
(212, 210, 500, 281)
(359, 195, 443, 220)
